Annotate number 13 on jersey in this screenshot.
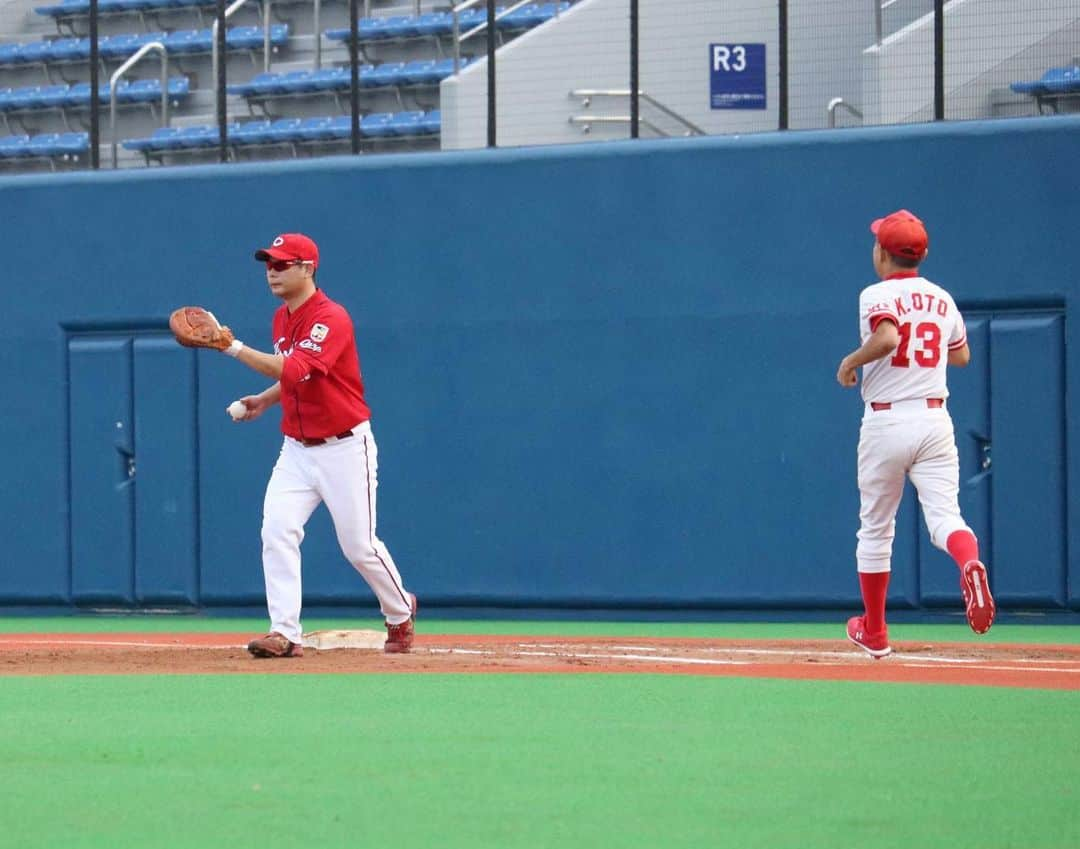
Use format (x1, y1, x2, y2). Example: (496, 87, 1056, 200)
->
(891, 321, 942, 368)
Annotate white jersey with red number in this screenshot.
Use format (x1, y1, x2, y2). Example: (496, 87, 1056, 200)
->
(858, 272, 967, 403)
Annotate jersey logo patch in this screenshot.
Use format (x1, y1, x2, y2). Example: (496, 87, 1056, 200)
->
(310, 323, 330, 343)
(298, 338, 323, 353)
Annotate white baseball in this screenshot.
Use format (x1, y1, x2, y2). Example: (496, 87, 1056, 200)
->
(227, 400, 247, 421)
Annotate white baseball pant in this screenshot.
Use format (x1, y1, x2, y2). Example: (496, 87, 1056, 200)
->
(260, 421, 412, 643)
(856, 402, 973, 573)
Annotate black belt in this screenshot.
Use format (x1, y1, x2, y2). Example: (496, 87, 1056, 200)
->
(300, 429, 355, 447)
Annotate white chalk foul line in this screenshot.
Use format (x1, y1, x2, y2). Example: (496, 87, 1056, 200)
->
(4, 638, 242, 650)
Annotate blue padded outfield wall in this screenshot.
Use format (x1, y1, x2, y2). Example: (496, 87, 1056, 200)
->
(3, 116, 1079, 613)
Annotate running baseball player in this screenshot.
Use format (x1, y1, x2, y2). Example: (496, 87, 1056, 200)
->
(836, 209, 995, 658)
(171, 233, 416, 657)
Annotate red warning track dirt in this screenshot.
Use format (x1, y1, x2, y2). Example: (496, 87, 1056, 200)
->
(1, 633, 1078, 689)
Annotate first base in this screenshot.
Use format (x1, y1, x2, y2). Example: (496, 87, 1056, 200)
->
(301, 629, 385, 650)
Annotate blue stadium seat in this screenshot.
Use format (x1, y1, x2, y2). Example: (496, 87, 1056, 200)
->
(0, 134, 31, 157)
(227, 72, 277, 97)
(231, 119, 274, 144)
(499, 3, 539, 29)
(359, 112, 394, 137)
(15, 41, 53, 64)
(328, 115, 353, 138)
(380, 16, 415, 39)
(98, 34, 140, 58)
(36, 84, 71, 109)
(26, 131, 88, 157)
(456, 8, 486, 29)
(0, 44, 21, 65)
(1010, 66, 1080, 95)
(124, 126, 181, 151)
(5, 87, 44, 110)
(430, 57, 473, 79)
(386, 110, 424, 136)
(34, 0, 90, 17)
(164, 29, 213, 54)
(401, 60, 439, 86)
(175, 125, 218, 148)
(264, 117, 303, 142)
(278, 70, 315, 94)
(413, 12, 452, 36)
(308, 67, 349, 91)
(120, 77, 190, 104)
(370, 62, 407, 87)
(228, 25, 289, 50)
(418, 110, 441, 135)
(296, 116, 335, 140)
(47, 37, 88, 62)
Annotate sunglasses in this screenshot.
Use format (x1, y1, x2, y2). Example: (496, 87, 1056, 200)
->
(265, 258, 309, 272)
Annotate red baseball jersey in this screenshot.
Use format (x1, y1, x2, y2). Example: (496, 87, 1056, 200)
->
(271, 289, 371, 440)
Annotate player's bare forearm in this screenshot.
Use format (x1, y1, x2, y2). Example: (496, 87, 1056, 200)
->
(948, 344, 971, 367)
(231, 345, 285, 380)
(258, 382, 282, 406)
(837, 322, 900, 387)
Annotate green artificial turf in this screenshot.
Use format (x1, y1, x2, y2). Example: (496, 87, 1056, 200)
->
(0, 615, 1077, 644)
(0, 674, 1076, 849)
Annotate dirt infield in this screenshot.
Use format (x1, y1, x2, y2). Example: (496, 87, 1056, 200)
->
(2, 633, 1078, 689)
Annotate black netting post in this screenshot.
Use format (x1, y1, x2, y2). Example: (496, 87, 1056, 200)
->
(216, 0, 227, 161)
(349, 0, 360, 153)
(88, 0, 99, 168)
(486, 0, 496, 147)
(629, 0, 639, 138)
(778, 0, 788, 129)
(933, 0, 944, 120)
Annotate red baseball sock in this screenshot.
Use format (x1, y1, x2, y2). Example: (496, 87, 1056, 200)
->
(859, 571, 890, 635)
(946, 530, 980, 570)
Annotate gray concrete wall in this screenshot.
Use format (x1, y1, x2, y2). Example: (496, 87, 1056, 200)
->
(861, 0, 1079, 124)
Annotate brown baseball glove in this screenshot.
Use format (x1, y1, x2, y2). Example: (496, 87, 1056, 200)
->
(169, 306, 235, 351)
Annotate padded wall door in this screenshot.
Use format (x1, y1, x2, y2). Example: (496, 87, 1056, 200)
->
(69, 338, 136, 603)
(919, 311, 1066, 607)
(68, 333, 199, 606)
(132, 337, 199, 604)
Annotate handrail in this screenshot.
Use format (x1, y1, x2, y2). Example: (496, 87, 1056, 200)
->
(110, 40, 167, 168)
(452, 0, 562, 73)
(569, 89, 706, 136)
(827, 96, 864, 127)
(212, 0, 269, 96)
(568, 115, 665, 136)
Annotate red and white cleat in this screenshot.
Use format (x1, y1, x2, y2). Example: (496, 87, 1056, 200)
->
(961, 560, 995, 635)
(846, 615, 892, 659)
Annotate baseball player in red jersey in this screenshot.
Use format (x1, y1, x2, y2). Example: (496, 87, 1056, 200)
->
(836, 210, 995, 658)
(222, 233, 416, 657)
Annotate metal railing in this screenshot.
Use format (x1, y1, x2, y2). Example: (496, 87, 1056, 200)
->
(451, 0, 561, 73)
(569, 89, 706, 137)
(110, 40, 168, 168)
(211, 0, 273, 96)
(827, 97, 864, 127)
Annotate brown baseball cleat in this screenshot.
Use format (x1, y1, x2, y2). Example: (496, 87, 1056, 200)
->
(384, 593, 417, 654)
(247, 632, 304, 658)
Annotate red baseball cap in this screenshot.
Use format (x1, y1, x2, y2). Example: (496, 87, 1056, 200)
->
(870, 209, 928, 260)
(254, 233, 319, 269)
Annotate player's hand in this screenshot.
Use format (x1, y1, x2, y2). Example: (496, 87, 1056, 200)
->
(837, 358, 858, 387)
(237, 395, 268, 421)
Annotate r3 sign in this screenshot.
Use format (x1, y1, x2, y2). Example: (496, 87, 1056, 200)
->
(710, 43, 766, 110)
(712, 44, 748, 73)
